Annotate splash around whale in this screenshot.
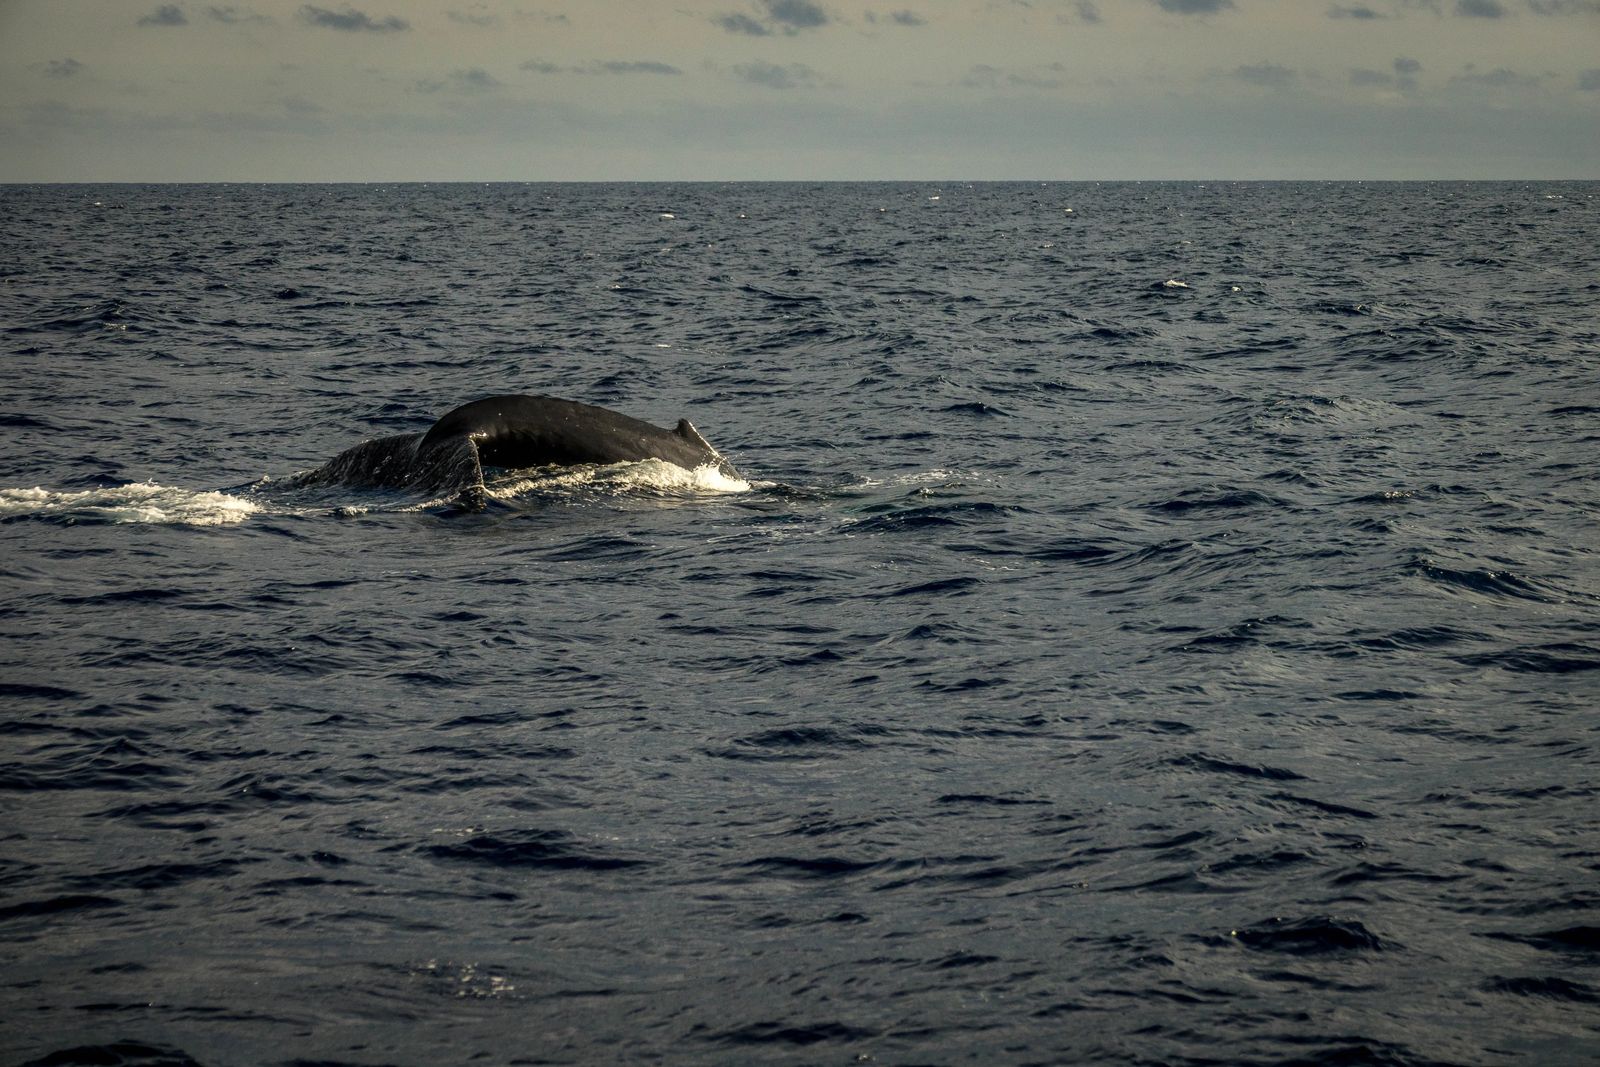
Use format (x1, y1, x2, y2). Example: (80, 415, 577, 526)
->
(293, 394, 743, 509)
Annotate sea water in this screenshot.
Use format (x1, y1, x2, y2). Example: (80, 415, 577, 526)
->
(2, 181, 1598, 1065)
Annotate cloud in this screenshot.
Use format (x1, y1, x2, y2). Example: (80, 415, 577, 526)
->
(509, 10, 569, 24)
(1528, 0, 1600, 12)
(138, 5, 188, 26)
(714, 12, 771, 34)
(446, 9, 498, 27)
(1072, 1, 1103, 22)
(454, 67, 500, 91)
(299, 6, 409, 32)
(960, 64, 1001, 89)
(715, 0, 829, 35)
(1455, 0, 1506, 15)
(765, 0, 829, 29)
(1581, 69, 1600, 90)
(864, 7, 928, 23)
(415, 68, 500, 93)
(1152, 0, 1234, 13)
(521, 60, 684, 76)
(1235, 63, 1296, 88)
(596, 61, 683, 75)
(1327, 4, 1384, 16)
(732, 60, 819, 89)
(1452, 66, 1545, 87)
(958, 63, 1067, 90)
(44, 58, 85, 78)
(207, 6, 269, 22)
(1351, 56, 1422, 90)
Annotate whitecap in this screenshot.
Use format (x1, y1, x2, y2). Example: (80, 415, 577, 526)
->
(0, 482, 258, 525)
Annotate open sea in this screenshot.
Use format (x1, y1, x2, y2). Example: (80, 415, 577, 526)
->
(2, 181, 1598, 1066)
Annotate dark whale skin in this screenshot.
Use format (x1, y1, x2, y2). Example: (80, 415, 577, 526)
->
(419, 394, 737, 477)
(294, 394, 740, 508)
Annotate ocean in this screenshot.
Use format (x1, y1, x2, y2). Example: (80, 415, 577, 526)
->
(2, 181, 1597, 1065)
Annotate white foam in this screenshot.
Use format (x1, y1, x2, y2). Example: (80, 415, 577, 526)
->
(1163, 279, 1191, 288)
(0, 482, 258, 525)
(485, 460, 751, 501)
(848, 469, 962, 491)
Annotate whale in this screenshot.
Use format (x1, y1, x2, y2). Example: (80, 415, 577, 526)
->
(294, 394, 740, 508)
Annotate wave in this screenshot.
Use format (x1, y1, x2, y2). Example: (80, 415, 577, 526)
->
(424, 828, 645, 871)
(0, 483, 257, 526)
(1231, 916, 1389, 955)
(1405, 556, 1582, 606)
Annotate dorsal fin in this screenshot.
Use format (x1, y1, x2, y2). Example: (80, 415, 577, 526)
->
(674, 418, 713, 451)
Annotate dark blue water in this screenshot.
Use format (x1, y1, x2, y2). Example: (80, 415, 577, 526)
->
(3, 182, 1599, 1066)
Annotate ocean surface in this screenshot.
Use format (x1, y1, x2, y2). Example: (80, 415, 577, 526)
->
(2, 181, 1598, 1066)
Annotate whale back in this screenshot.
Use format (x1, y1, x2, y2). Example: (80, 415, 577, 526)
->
(296, 393, 738, 511)
(292, 431, 485, 503)
(420, 394, 739, 478)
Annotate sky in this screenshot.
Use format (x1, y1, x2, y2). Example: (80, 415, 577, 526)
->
(1, 0, 1596, 180)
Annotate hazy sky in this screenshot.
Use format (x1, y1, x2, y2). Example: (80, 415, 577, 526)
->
(2, 0, 1596, 180)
